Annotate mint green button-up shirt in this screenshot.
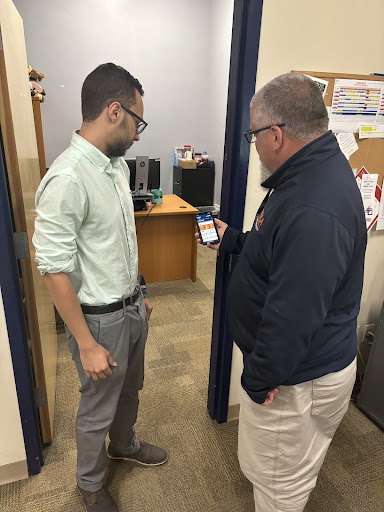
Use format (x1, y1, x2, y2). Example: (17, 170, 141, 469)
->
(33, 131, 138, 306)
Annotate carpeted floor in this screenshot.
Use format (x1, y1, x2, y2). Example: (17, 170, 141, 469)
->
(1, 245, 384, 511)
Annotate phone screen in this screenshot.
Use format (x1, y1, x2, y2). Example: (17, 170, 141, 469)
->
(196, 213, 220, 245)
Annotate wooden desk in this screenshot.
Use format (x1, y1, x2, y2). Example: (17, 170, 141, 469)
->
(135, 194, 198, 283)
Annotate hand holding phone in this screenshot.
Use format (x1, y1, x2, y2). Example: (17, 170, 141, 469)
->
(195, 213, 227, 250)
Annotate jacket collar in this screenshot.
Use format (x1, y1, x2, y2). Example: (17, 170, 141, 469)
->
(261, 131, 340, 190)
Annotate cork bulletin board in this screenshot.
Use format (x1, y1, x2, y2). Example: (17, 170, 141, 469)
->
(294, 71, 384, 185)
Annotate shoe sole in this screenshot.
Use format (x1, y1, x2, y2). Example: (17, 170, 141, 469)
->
(107, 453, 168, 466)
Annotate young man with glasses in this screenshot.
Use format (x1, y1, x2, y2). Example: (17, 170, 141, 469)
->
(198, 73, 366, 511)
(33, 63, 167, 512)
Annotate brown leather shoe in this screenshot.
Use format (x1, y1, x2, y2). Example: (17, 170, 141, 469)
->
(78, 485, 118, 511)
(107, 441, 168, 466)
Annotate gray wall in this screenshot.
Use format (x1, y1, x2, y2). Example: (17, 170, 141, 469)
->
(14, 0, 233, 203)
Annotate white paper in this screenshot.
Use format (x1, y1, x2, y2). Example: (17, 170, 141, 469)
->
(359, 125, 384, 139)
(355, 167, 382, 232)
(330, 117, 366, 134)
(335, 133, 359, 160)
(361, 173, 378, 220)
(305, 75, 328, 98)
(329, 79, 384, 133)
(328, 106, 362, 133)
(377, 178, 384, 230)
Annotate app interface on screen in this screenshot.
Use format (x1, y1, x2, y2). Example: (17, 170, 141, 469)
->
(197, 214, 219, 243)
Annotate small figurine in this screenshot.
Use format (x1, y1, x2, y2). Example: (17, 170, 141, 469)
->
(28, 65, 46, 102)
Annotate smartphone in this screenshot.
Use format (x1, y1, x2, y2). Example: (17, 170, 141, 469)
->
(195, 212, 220, 245)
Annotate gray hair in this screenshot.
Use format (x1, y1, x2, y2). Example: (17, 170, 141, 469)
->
(250, 73, 329, 141)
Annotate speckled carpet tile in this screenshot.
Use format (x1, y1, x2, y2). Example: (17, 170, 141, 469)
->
(1, 245, 383, 511)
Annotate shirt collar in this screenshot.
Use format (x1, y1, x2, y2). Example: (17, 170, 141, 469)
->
(71, 131, 121, 178)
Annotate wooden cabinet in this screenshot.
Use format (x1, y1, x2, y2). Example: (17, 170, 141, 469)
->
(135, 195, 198, 283)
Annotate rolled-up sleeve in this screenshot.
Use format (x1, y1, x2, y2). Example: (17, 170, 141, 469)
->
(33, 173, 87, 275)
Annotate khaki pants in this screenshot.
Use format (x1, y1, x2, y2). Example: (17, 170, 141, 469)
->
(238, 358, 356, 512)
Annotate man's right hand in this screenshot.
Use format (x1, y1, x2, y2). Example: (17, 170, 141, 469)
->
(195, 218, 228, 251)
(79, 342, 117, 380)
(41, 272, 117, 380)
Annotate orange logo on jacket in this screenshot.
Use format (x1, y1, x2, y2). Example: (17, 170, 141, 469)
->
(256, 209, 265, 231)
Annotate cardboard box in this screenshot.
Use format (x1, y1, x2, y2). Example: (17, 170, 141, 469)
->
(178, 158, 197, 169)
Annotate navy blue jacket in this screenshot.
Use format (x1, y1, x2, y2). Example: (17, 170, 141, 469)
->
(221, 131, 367, 404)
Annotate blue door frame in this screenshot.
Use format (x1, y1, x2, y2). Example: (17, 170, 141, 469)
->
(208, 0, 264, 423)
(0, 132, 43, 475)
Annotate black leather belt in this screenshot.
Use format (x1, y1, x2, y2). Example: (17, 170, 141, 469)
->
(81, 287, 141, 315)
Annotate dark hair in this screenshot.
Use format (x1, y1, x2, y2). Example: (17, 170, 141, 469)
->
(251, 73, 329, 141)
(81, 63, 144, 122)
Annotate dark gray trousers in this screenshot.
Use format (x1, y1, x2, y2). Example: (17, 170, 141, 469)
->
(66, 295, 148, 491)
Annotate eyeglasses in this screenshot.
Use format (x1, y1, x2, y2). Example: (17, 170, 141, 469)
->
(120, 104, 148, 134)
(244, 123, 285, 143)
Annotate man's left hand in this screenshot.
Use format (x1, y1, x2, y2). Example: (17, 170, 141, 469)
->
(144, 298, 153, 320)
(261, 388, 279, 406)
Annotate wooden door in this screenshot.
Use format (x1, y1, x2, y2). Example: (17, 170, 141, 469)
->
(0, 0, 57, 443)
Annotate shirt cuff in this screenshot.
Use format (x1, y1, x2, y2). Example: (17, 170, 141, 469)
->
(35, 255, 76, 275)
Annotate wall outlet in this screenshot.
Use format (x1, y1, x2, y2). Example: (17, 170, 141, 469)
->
(362, 324, 375, 343)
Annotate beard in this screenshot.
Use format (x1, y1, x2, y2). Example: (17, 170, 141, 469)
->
(260, 161, 272, 183)
(106, 116, 133, 157)
(106, 138, 133, 158)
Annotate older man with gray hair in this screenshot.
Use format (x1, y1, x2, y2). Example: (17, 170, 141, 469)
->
(200, 73, 367, 511)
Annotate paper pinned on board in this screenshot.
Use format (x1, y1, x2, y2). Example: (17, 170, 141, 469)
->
(305, 75, 329, 98)
(335, 132, 359, 160)
(328, 106, 360, 133)
(355, 167, 382, 232)
(359, 125, 384, 139)
(329, 78, 384, 133)
(361, 173, 378, 220)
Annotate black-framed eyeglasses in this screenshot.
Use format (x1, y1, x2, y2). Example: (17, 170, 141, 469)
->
(244, 123, 285, 143)
(120, 104, 148, 135)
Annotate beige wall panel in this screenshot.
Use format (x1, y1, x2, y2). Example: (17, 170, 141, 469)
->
(0, 289, 28, 484)
(0, 0, 57, 442)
